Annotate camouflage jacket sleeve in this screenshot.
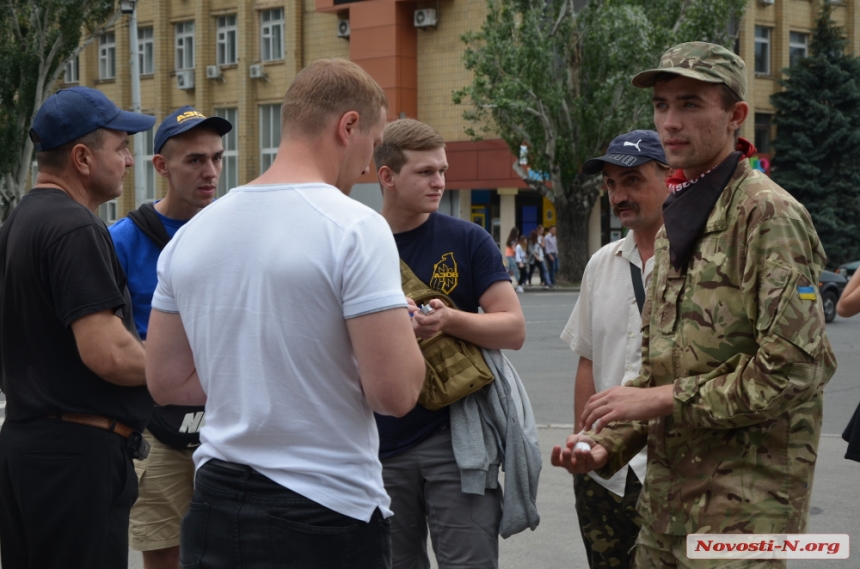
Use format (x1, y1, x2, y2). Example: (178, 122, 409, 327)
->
(672, 210, 834, 430)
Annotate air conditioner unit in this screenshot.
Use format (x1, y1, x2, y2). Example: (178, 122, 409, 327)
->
(206, 65, 222, 79)
(176, 70, 194, 90)
(337, 19, 350, 38)
(249, 64, 266, 79)
(414, 9, 437, 28)
(759, 0, 774, 5)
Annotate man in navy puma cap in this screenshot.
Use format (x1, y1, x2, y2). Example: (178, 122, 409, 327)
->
(553, 129, 669, 568)
(0, 86, 155, 568)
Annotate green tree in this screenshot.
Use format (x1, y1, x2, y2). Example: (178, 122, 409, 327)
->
(454, 0, 746, 281)
(0, 0, 119, 222)
(770, 2, 860, 267)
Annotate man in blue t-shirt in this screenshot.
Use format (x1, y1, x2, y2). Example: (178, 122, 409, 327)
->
(374, 119, 526, 568)
(109, 106, 231, 569)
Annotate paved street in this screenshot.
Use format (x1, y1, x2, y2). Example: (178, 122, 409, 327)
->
(2, 289, 857, 567)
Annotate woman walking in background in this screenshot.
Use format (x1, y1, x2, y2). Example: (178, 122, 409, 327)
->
(527, 230, 550, 288)
(505, 227, 520, 283)
(515, 236, 529, 292)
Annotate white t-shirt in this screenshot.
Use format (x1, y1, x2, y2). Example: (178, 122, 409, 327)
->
(152, 183, 407, 522)
(560, 231, 649, 496)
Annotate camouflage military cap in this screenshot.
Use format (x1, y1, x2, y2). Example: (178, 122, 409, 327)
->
(632, 41, 746, 100)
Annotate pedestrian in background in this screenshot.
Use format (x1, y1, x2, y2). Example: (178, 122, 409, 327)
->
(505, 227, 520, 284)
(515, 236, 529, 292)
(145, 59, 425, 569)
(544, 226, 559, 286)
(528, 230, 549, 287)
(0, 86, 154, 569)
(110, 106, 232, 569)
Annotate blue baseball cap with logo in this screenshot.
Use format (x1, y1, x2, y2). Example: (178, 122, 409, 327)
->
(154, 106, 233, 154)
(29, 86, 156, 152)
(582, 130, 667, 175)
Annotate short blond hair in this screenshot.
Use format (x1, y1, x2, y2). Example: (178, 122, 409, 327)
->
(281, 59, 388, 137)
(374, 119, 445, 174)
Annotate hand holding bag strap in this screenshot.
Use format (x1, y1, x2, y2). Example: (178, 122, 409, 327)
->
(629, 261, 646, 315)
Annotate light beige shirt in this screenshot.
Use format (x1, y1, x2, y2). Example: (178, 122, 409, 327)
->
(560, 231, 649, 496)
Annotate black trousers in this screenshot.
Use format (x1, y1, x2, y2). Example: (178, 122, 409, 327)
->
(0, 418, 138, 569)
(182, 459, 391, 568)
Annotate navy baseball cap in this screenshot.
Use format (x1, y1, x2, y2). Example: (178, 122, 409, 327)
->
(29, 87, 156, 152)
(582, 130, 667, 175)
(154, 106, 233, 154)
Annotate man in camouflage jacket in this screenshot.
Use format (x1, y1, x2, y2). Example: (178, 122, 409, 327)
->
(552, 42, 837, 567)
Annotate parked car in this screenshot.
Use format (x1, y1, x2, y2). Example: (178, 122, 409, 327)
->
(835, 260, 860, 278)
(819, 269, 848, 323)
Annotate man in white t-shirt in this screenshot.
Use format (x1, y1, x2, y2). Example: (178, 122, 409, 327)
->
(144, 59, 426, 569)
(551, 130, 670, 569)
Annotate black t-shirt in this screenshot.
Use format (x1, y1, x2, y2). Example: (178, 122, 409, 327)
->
(0, 188, 153, 431)
(375, 212, 510, 458)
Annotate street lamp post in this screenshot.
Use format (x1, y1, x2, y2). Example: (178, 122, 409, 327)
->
(122, 0, 146, 208)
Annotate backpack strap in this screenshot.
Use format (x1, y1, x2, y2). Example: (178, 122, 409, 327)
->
(629, 261, 646, 315)
(127, 202, 171, 250)
(399, 260, 455, 309)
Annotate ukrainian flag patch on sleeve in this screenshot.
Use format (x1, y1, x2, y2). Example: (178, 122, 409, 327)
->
(797, 286, 817, 301)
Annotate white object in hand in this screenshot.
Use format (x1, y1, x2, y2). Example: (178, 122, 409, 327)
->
(573, 430, 591, 453)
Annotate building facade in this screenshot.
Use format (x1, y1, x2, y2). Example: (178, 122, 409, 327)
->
(64, 0, 859, 253)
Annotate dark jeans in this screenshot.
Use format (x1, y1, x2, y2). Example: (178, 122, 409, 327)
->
(0, 418, 138, 569)
(517, 264, 528, 286)
(546, 255, 559, 285)
(181, 459, 391, 569)
(528, 260, 550, 285)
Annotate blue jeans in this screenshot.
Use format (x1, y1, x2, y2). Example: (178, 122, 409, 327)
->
(180, 459, 391, 569)
(546, 255, 559, 285)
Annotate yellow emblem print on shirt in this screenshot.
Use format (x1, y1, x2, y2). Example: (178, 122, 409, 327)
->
(430, 253, 459, 295)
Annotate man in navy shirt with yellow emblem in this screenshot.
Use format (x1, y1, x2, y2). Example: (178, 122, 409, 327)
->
(374, 119, 526, 569)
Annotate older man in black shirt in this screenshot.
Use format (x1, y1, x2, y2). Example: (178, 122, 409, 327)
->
(0, 87, 155, 569)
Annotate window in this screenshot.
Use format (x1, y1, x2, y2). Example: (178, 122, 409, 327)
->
(99, 32, 116, 79)
(142, 126, 156, 201)
(139, 27, 154, 74)
(789, 32, 809, 68)
(98, 199, 118, 224)
(754, 113, 772, 154)
(217, 15, 238, 65)
(64, 55, 79, 83)
(754, 26, 771, 75)
(216, 108, 238, 197)
(175, 21, 195, 70)
(261, 8, 284, 61)
(259, 104, 281, 174)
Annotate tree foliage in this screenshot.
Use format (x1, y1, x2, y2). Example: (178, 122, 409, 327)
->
(770, 3, 860, 267)
(0, 0, 119, 222)
(454, 0, 746, 281)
